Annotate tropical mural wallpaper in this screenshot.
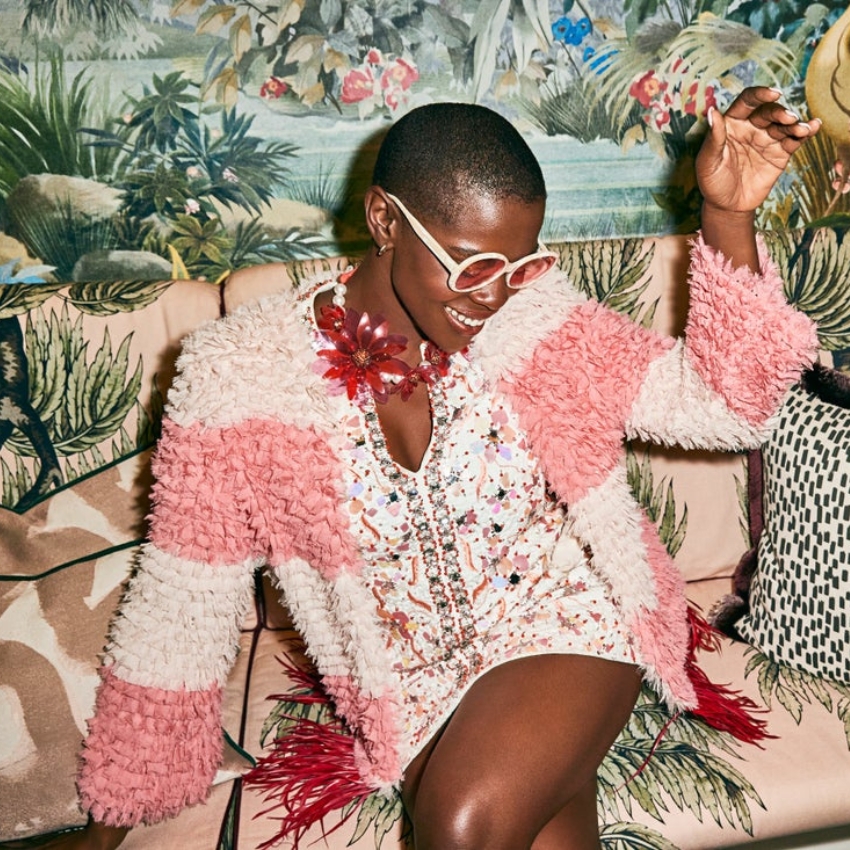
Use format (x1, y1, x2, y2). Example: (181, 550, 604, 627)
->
(2, 3, 850, 850)
(3, 0, 850, 286)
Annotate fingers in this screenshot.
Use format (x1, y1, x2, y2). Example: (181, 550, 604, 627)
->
(724, 85, 821, 141)
(722, 85, 783, 121)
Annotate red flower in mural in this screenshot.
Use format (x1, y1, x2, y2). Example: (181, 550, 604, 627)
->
(381, 58, 419, 92)
(317, 307, 410, 403)
(366, 48, 384, 65)
(629, 71, 667, 108)
(380, 58, 419, 110)
(260, 76, 288, 99)
(341, 66, 377, 104)
(647, 104, 672, 131)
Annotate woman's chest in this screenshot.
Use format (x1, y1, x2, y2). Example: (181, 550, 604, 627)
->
(339, 380, 561, 560)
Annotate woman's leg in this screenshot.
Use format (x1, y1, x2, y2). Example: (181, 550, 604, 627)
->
(401, 654, 641, 850)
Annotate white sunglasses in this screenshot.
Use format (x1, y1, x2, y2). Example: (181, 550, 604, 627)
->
(386, 193, 557, 293)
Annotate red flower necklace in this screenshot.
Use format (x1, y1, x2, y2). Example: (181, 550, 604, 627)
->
(316, 274, 451, 404)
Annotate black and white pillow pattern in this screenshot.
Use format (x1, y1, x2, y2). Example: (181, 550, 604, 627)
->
(736, 371, 850, 684)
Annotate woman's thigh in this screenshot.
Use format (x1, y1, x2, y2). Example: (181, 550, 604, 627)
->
(402, 653, 642, 850)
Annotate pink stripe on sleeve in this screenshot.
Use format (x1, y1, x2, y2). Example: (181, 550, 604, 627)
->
(685, 235, 819, 425)
(502, 302, 673, 503)
(629, 517, 695, 707)
(78, 668, 223, 827)
(149, 417, 361, 579)
(323, 675, 402, 785)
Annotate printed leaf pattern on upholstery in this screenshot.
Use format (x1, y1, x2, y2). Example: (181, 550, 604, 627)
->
(744, 648, 850, 749)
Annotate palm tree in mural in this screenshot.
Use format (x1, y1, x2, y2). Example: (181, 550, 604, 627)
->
(22, 0, 136, 37)
(581, 14, 797, 230)
(19, 0, 158, 59)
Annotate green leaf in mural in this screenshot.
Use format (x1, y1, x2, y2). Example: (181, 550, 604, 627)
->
(744, 648, 850, 749)
(0, 284, 66, 321)
(0, 57, 125, 198)
(284, 256, 352, 290)
(169, 215, 233, 268)
(1, 454, 33, 510)
(665, 18, 797, 86)
(344, 790, 405, 848)
(259, 686, 335, 747)
(600, 687, 762, 834)
(557, 238, 658, 328)
(64, 280, 172, 315)
(625, 446, 688, 558)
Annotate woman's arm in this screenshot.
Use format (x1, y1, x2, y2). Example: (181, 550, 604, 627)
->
(624, 87, 822, 447)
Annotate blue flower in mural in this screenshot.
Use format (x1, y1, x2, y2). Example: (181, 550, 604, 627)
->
(0, 260, 55, 284)
(552, 15, 592, 46)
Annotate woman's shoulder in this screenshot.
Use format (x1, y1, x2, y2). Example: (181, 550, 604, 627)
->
(184, 264, 317, 360)
(165, 269, 334, 429)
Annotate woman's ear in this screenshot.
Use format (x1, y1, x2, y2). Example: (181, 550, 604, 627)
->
(364, 186, 396, 253)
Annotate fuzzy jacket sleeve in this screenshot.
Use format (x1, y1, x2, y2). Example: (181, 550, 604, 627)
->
(625, 233, 819, 448)
(76, 417, 266, 827)
(78, 288, 367, 827)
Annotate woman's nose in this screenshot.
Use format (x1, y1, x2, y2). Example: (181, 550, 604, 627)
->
(466, 276, 511, 310)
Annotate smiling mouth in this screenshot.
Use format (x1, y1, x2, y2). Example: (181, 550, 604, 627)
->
(446, 306, 487, 328)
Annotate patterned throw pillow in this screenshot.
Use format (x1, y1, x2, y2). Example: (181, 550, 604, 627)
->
(735, 365, 850, 683)
(0, 279, 231, 841)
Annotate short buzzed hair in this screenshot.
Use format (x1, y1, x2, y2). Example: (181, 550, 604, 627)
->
(371, 102, 547, 224)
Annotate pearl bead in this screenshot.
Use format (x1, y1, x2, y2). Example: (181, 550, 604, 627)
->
(332, 282, 347, 308)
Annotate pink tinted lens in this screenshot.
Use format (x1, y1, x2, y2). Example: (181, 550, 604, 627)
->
(508, 255, 556, 287)
(453, 256, 508, 290)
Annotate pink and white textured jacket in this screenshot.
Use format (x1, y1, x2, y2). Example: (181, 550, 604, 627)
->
(77, 236, 817, 831)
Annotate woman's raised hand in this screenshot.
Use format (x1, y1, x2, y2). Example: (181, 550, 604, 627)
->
(696, 85, 821, 215)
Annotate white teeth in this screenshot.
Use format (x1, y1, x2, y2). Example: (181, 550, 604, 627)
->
(446, 306, 486, 328)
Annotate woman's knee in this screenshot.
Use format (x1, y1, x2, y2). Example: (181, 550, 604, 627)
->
(411, 785, 538, 850)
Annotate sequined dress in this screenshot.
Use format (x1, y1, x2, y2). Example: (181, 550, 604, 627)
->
(303, 282, 637, 769)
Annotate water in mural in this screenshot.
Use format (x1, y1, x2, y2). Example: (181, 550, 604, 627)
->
(2, 0, 850, 284)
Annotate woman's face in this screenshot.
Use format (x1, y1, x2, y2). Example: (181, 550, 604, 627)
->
(386, 192, 547, 354)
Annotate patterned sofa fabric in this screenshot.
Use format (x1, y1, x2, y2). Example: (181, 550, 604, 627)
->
(0, 279, 222, 841)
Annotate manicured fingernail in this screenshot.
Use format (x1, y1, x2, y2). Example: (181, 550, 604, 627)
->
(785, 108, 800, 120)
(707, 107, 714, 127)
(770, 87, 784, 96)
(799, 121, 812, 130)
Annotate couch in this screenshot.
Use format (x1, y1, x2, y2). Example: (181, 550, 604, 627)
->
(2, 229, 849, 850)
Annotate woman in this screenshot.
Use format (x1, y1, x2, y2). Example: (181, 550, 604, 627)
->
(62, 87, 818, 850)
